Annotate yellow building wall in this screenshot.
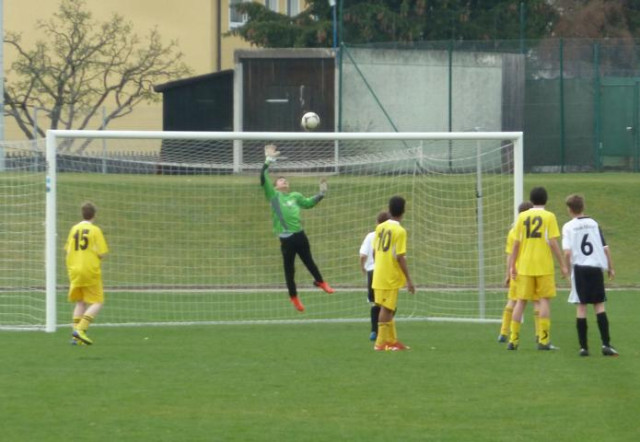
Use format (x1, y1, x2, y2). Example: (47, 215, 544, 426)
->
(3, 0, 295, 139)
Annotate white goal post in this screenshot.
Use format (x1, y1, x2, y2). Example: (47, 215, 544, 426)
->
(4, 130, 523, 332)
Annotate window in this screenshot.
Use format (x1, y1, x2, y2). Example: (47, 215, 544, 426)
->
(265, 0, 278, 13)
(229, 0, 248, 28)
(287, 0, 300, 17)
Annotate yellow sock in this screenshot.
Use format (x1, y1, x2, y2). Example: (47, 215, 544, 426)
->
(388, 319, 397, 344)
(500, 307, 513, 336)
(509, 321, 521, 346)
(534, 309, 540, 342)
(77, 314, 94, 332)
(72, 316, 81, 330)
(376, 322, 390, 347)
(538, 317, 551, 345)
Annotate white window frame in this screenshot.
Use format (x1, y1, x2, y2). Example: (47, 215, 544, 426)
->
(229, 0, 249, 29)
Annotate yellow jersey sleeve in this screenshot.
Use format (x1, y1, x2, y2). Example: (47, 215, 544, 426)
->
(505, 226, 515, 255)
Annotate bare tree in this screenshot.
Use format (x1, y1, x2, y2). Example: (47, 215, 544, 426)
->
(3, 0, 192, 143)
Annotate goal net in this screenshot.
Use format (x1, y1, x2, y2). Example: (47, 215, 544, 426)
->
(1, 130, 522, 331)
(0, 140, 47, 330)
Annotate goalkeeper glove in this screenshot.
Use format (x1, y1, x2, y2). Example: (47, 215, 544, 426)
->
(264, 144, 280, 164)
(319, 179, 328, 195)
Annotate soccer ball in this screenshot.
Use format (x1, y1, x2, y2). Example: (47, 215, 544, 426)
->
(300, 112, 320, 131)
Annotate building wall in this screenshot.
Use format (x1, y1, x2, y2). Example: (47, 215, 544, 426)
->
(341, 48, 506, 133)
(3, 0, 301, 139)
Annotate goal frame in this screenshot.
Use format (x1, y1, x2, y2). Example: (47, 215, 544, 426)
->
(44, 129, 523, 332)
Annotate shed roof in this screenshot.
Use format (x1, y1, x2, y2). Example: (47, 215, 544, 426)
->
(154, 69, 233, 93)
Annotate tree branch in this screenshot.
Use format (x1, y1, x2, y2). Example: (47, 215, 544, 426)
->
(3, 0, 192, 143)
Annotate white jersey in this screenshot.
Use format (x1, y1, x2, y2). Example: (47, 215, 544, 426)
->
(359, 231, 376, 272)
(562, 216, 609, 270)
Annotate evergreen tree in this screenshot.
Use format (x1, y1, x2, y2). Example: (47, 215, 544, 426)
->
(229, 0, 557, 47)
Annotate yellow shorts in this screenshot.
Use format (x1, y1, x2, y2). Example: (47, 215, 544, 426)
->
(374, 288, 399, 311)
(68, 282, 104, 304)
(507, 278, 518, 301)
(516, 274, 556, 301)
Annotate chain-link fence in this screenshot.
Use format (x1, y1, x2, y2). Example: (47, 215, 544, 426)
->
(340, 38, 640, 172)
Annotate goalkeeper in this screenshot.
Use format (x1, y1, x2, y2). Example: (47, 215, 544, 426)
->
(261, 144, 335, 312)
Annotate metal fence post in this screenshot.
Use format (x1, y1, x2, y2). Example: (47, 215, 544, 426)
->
(519, 1, 526, 54)
(101, 106, 107, 173)
(33, 107, 40, 171)
(593, 42, 602, 171)
(560, 38, 566, 173)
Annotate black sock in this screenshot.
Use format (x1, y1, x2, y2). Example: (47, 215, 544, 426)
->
(577, 318, 588, 350)
(371, 305, 380, 333)
(596, 312, 611, 347)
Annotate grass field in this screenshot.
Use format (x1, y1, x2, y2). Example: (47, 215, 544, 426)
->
(1, 170, 639, 440)
(3, 171, 638, 329)
(48, 172, 640, 288)
(1, 289, 639, 441)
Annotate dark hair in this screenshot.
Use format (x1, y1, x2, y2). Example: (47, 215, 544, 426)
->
(529, 187, 548, 205)
(388, 196, 406, 217)
(376, 211, 390, 224)
(81, 202, 97, 220)
(565, 194, 584, 214)
(518, 201, 534, 213)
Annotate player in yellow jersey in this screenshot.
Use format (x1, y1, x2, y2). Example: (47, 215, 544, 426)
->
(372, 196, 415, 351)
(507, 187, 568, 351)
(65, 202, 109, 345)
(498, 201, 534, 343)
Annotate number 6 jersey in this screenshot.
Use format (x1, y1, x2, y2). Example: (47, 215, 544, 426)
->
(561, 216, 609, 270)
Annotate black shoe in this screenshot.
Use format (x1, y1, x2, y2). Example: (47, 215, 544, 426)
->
(537, 343, 559, 351)
(506, 342, 518, 350)
(602, 345, 619, 357)
(579, 348, 589, 357)
(497, 334, 508, 343)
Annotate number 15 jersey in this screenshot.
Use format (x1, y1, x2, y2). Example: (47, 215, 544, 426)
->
(372, 219, 408, 290)
(513, 207, 560, 276)
(65, 220, 109, 287)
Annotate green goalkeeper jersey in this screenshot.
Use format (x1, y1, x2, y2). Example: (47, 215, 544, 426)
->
(261, 163, 323, 236)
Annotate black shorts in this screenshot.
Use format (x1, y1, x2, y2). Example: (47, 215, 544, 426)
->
(574, 264, 607, 304)
(366, 270, 374, 303)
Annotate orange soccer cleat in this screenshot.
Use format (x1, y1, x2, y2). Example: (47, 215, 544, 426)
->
(388, 341, 411, 351)
(314, 281, 335, 294)
(290, 296, 305, 312)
